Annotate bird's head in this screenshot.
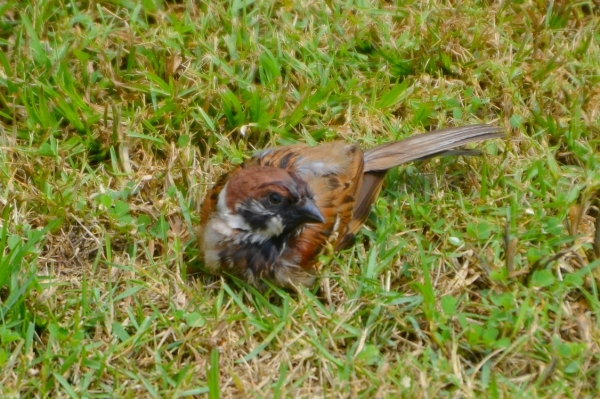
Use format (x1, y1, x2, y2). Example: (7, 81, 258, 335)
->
(216, 166, 325, 242)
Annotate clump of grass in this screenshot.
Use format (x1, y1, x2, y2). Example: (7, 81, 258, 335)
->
(1, 0, 599, 397)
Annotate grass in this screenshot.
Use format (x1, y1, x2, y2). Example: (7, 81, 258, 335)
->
(1, 0, 600, 397)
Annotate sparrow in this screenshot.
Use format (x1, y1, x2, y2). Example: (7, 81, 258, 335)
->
(197, 125, 502, 289)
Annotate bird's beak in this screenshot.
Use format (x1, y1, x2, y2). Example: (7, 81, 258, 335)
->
(297, 199, 325, 224)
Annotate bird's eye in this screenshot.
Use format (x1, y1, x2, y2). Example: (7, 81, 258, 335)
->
(268, 193, 283, 205)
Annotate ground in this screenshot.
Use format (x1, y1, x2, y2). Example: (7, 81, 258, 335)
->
(1, 0, 600, 398)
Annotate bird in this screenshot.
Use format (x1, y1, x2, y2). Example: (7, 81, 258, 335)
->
(197, 124, 502, 289)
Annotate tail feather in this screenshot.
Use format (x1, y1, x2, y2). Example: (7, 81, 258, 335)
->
(363, 124, 503, 172)
(335, 124, 503, 249)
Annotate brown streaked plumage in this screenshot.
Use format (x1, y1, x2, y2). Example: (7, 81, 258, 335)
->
(197, 124, 502, 289)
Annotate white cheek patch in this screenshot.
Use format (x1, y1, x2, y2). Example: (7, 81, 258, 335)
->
(217, 184, 252, 231)
(245, 201, 284, 239)
(216, 186, 285, 242)
(260, 215, 284, 237)
(243, 211, 284, 244)
(239, 200, 283, 237)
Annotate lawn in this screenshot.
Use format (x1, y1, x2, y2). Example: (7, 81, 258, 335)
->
(1, 0, 600, 397)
